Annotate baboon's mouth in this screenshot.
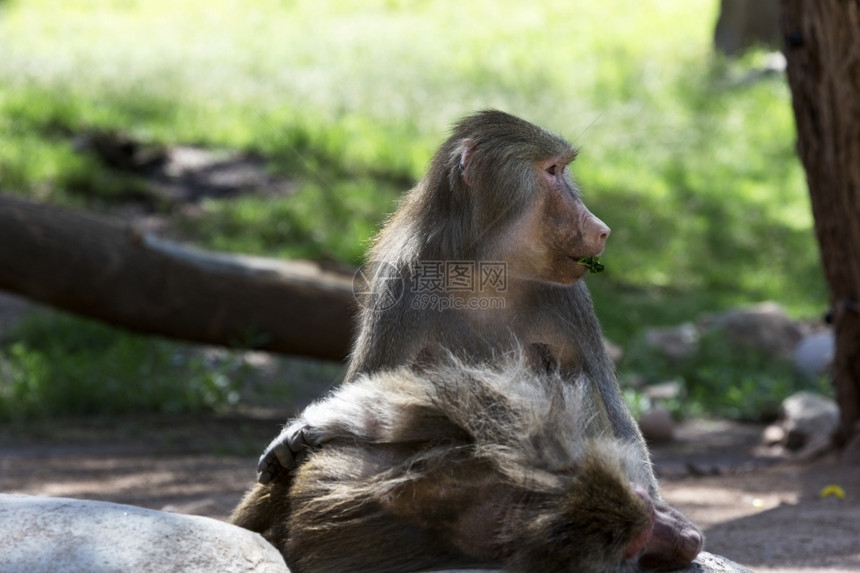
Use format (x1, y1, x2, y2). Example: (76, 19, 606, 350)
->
(573, 256, 605, 273)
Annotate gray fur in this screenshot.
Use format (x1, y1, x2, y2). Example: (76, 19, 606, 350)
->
(234, 356, 653, 573)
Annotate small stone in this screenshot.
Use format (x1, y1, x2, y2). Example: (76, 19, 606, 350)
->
(639, 407, 675, 444)
(644, 323, 700, 361)
(645, 380, 683, 401)
(793, 330, 834, 379)
(762, 423, 785, 446)
(781, 391, 839, 450)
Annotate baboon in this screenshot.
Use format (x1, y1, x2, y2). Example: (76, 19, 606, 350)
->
(233, 356, 663, 572)
(256, 110, 702, 568)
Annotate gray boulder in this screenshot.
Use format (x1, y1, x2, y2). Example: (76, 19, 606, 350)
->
(763, 391, 840, 452)
(681, 552, 754, 572)
(643, 302, 808, 366)
(793, 330, 834, 379)
(644, 322, 700, 361)
(709, 302, 804, 360)
(713, 0, 781, 56)
(0, 494, 288, 573)
(429, 552, 751, 572)
(781, 391, 840, 450)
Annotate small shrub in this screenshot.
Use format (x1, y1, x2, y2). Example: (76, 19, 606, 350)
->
(0, 313, 241, 421)
(622, 330, 832, 421)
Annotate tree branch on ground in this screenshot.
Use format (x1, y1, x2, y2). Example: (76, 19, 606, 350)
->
(0, 194, 356, 362)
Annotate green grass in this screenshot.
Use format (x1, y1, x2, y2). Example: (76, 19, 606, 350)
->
(0, 313, 242, 421)
(0, 0, 829, 420)
(178, 180, 400, 264)
(623, 330, 832, 422)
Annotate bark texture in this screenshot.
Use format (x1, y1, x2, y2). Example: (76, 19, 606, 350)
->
(0, 194, 356, 361)
(782, 0, 860, 444)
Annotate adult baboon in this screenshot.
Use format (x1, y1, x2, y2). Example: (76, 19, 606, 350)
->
(256, 110, 702, 568)
(234, 356, 662, 572)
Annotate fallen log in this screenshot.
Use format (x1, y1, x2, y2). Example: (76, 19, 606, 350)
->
(0, 194, 356, 361)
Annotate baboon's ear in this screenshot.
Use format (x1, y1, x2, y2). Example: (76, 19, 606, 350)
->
(457, 138, 476, 187)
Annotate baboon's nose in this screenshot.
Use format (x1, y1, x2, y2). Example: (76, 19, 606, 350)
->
(590, 217, 611, 254)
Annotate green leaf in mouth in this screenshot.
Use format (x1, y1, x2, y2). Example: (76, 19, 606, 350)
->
(577, 256, 605, 273)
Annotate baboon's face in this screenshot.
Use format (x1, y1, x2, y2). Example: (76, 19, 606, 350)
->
(501, 155, 610, 285)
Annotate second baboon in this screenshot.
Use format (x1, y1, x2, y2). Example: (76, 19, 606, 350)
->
(257, 110, 703, 568)
(234, 356, 662, 572)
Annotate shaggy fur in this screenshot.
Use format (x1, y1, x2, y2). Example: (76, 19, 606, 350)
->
(232, 356, 654, 573)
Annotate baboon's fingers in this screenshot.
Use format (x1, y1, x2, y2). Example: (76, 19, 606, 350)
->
(256, 447, 290, 484)
(256, 423, 323, 484)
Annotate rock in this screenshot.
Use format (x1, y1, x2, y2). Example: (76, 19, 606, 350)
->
(713, 0, 781, 56)
(644, 379, 683, 401)
(793, 330, 834, 379)
(639, 406, 675, 444)
(639, 303, 810, 370)
(683, 551, 754, 572)
(425, 552, 751, 572)
(0, 494, 288, 573)
(709, 302, 804, 360)
(761, 423, 785, 446)
(795, 431, 834, 460)
(644, 322, 700, 361)
(780, 391, 839, 451)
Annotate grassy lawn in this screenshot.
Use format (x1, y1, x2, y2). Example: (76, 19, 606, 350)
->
(0, 0, 828, 419)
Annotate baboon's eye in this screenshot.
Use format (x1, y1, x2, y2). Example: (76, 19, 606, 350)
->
(546, 164, 558, 176)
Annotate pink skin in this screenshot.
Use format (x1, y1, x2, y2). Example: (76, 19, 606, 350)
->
(532, 158, 611, 285)
(640, 502, 705, 570)
(624, 485, 656, 561)
(621, 486, 703, 569)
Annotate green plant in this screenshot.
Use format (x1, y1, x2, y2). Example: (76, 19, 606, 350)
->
(622, 329, 832, 421)
(0, 313, 242, 421)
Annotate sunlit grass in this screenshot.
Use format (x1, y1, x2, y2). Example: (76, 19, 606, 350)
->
(180, 180, 399, 264)
(0, 0, 824, 319)
(0, 313, 241, 420)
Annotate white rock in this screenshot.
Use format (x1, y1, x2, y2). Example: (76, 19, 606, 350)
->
(762, 423, 786, 446)
(687, 551, 754, 572)
(644, 379, 683, 401)
(781, 391, 839, 450)
(793, 330, 834, 379)
(0, 494, 288, 573)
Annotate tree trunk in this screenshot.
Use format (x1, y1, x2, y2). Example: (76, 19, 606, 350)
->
(0, 194, 356, 362)
(714, 0, 781, 56)
(782, 0, 860, 445)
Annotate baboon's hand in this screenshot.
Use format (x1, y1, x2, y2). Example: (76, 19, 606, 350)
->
(257, 422, 323, 484)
